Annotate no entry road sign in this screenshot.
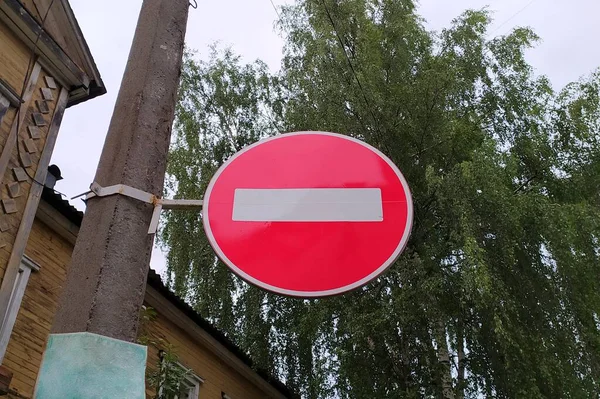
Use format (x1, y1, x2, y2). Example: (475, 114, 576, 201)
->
(203, 131, 413, 297)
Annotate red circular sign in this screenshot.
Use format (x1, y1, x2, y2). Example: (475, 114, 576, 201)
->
(203, 131, 413, 297)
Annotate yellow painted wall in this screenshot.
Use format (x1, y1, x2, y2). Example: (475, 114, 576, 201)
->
(0, 20, 31, 94)
(0, 15, 283, 399)
(0, 20, 62, 284)
(3, 214, 285, 398)
(144, 312, 277, 399)
(3, 218, 72, 397)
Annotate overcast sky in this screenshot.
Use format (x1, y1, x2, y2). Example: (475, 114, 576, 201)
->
(52, 0, 600, 273)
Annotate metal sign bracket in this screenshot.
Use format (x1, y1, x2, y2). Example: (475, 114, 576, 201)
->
(74, 182, 203, 234)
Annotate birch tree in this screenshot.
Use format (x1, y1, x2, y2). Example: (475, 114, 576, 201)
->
(162, 1, 600, 397)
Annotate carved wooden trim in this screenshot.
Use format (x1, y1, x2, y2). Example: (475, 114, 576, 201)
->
(0, 63, 41, 182)
(27, 126, 41, 140)
(12, 168, 28, 182)
(44, 76, 57, 90)
(0, 87, 68, 328)
(6, 182, 20, 198)
(0, 0, 89, 89)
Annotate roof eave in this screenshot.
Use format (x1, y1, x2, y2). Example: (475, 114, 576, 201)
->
(58, 0, 106, 107)
(0, 0, 105, 107)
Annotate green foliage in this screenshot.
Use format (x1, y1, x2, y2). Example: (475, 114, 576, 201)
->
(148, 347, 193, 399)
(137, 305, 158, 346)
(138, 307, 192, 399)
(162, 1, 600, 397)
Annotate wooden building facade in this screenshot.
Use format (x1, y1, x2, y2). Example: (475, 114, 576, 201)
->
(0, 0, 104, 316)
(0, 181, 292, 398)
(0, 0, 104, 395)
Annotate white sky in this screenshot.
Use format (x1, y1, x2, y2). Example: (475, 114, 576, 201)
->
(51, 0, 600, 273)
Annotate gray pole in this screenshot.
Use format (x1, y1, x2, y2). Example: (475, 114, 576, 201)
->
(52, 0, 190, 342)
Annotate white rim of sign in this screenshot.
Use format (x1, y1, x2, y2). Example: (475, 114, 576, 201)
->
(202, 131, 414, 298)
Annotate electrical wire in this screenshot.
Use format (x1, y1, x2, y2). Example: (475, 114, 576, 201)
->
(483, 0, 539, 70)
(489, 0, 538, 36)
(13, 0, 68, 198)
(268, 0, 281, 19)
(319, 0, 384, 141)
(189, 0, 198, 9)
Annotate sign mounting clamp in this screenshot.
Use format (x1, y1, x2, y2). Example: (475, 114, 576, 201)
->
(74, 182, 203, 234)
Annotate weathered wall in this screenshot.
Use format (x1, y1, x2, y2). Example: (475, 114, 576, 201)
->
(143, 312, 277, 399)
(0, 105, 16, 176)
(0, 70, 61, 261)
(3, 218, 72, 398)
(0, 20, 64, 286)
(0, 12, 283, 399)
(3, 213, 284, 398)
(0, 19, 28, 175)
(0, 20, 30, 93)
(20, 0, 89, 77)
(0, 17, 68, 398)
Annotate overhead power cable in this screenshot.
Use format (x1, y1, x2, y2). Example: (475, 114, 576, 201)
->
(319, 0, 384, 142)
(489, 0, 538, 36)
(269, 0, 281, 19)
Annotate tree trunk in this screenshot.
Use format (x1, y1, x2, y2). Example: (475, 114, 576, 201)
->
(457, 320, 465, 399)
(435, 320, 455, 399)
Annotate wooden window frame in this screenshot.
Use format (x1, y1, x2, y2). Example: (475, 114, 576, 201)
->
(179, 370, 203, 399)
(0, 256, 40, 362)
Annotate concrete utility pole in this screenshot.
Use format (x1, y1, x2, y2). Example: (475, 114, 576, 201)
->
(36, 1, 190, 397)
(52, 0, 189, 341)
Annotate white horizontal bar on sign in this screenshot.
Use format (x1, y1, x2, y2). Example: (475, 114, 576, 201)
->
(232, 188, 383, 222)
